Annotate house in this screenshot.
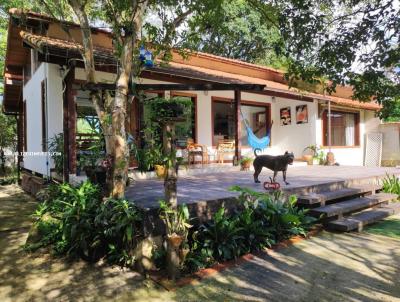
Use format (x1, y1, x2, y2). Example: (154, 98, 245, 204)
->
(2, 9, 383, 183)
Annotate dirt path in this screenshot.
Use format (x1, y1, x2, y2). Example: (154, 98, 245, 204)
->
(1, 185, 399, 302)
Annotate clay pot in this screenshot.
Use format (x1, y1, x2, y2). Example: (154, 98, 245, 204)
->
(326, 151, 335, 166)
(167, 234, 183, 248)
(241, 161, 252, 170)
(179, 248, 190, 262)
(154, 165, 166, 178)
(303, 154, 313, 165)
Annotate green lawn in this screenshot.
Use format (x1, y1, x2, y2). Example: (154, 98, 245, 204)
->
(364, 214, 400, 239)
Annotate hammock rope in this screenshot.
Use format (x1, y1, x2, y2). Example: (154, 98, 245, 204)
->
(239, 108, 271, 150)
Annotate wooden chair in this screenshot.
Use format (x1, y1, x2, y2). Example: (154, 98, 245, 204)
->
(187, 138, 208, 165)
(216, 139, 235, 163)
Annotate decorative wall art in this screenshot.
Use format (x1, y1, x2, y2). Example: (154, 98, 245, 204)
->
(280, 107, 291, 126)
(296, 105, 308, 124)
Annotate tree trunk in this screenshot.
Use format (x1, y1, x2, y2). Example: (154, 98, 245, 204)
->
(0, 149, 5, 173)
(111, 35, 134, 199)
(68, 0, 149, 198)
(162, 122, 178, 208)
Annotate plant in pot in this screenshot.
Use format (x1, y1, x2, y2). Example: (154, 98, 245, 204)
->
(159, 200, 192, 279)
(303, 145, 320, 165)
(148, 97, 193, 120)
(79, 139, 108, 185)
(240, 156, 253, 171)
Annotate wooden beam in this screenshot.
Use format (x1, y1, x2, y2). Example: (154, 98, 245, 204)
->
(234, 89, 241, 165)
(84, 83, 266, 92)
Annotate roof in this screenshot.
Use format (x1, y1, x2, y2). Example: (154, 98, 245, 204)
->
(3, 9, 381, 113)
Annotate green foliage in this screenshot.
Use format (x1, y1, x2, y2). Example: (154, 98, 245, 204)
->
(131, 142, 164, 172)
(147, 97, 193, 121)
(26, 181, 142, 267)
(192, 207, 245, 261)
(186, 187, 316, 270)
(159, 200, 191, 238)
(382, 174, 400, 200)
(0, 105, 16, 172)
(379, 97, 400, 122)
(95, 198, 142, 266)
(270, 0, 400, 114)
(184, 0, 287, 69)
(48, 133, 64, 175)
(240, 156, 253, 165)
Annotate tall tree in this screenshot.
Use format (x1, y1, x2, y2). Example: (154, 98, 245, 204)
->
(252, 0, 399, 114)
(0, 105, 16, 172)
(39, 0, 221, 199)
(184, 0, 288, 69)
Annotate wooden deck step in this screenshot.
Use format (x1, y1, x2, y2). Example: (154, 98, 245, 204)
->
(310, 193, 397, 218)
(297, 185, 378, 206)
(327, 202, 400, 232)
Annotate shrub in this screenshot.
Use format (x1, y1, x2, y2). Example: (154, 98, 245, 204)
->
(186, 187, 316, 269)
(231, 186, 316, 241)
(382, 174, 400, 199)
(95, 198, 142, 266)
(192, 207, 244, 262)
(26, 181, 142, 267)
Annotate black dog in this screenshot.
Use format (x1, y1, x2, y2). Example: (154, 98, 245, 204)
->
(253, 149, 294, 185)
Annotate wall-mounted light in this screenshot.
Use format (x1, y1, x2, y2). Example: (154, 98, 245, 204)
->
(271, 96, 276, 103)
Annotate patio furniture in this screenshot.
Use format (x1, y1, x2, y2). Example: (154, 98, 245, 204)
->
(216, 139, 235, 163)
(187, 138, 208, 165)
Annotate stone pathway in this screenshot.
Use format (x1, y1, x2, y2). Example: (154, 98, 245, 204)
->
(1, 185, 400, 301)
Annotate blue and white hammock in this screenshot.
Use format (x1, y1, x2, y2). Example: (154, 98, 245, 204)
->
(240, 109, 271, 150)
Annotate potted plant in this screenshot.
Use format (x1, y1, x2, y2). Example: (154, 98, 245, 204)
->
(240, 156, 253, 170)
(159, 200, 192, 279)
(148, 97, 192, 120)
(303, 145, 319, 165)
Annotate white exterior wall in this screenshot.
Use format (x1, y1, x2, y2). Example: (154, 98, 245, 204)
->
(74, 68, 380, 166)
(23, 63, 63, 176)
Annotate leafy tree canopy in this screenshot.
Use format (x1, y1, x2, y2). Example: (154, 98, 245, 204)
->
(0, 104, 16, 151)
(183, 0, 289, 70)
(251, 0, 399, 116)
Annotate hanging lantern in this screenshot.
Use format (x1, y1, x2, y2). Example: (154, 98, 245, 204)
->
(144, 49, 153, 67)
(139, 45, 146, 61)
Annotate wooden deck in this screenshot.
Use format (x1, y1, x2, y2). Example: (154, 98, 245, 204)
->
(126, 165, 400, 209)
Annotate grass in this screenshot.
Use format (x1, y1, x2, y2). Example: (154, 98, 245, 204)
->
(364, 215, 400, 240)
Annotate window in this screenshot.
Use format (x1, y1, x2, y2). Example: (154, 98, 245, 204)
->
(323, 110, 360, 147)
(212, 99, 270, 146)
(171, 94, 196, 146)
(240, 104, 269, 146)
(212, 100, 235, 145)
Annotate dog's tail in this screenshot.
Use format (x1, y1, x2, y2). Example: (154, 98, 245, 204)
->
(254, 148, 261, 157)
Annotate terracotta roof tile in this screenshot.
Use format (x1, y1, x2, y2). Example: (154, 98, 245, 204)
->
(19, 31, 381, 111)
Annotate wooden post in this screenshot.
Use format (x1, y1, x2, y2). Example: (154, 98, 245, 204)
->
(234, 89, 242, 165)
(64, 68, 77, 178)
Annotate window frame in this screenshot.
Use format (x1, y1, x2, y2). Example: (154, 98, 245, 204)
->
(211, 96, 271, 147)
(322, 109, 360, 148)
(170, 91, 197, 143)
